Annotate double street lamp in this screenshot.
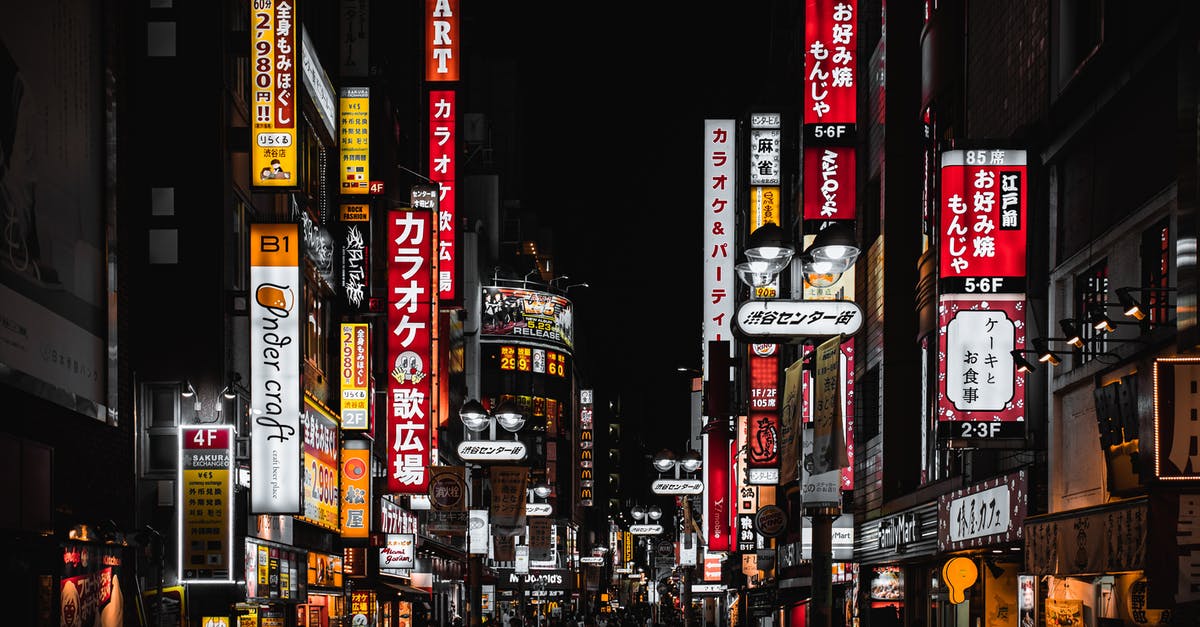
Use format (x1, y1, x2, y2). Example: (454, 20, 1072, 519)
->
(648, 449, 703, 627)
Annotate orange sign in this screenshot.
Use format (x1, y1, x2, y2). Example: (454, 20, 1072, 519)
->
(340, 447, 370, 538)
(425, 0, 459, 81)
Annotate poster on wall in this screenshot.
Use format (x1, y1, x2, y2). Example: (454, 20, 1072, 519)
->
(61, 543, 126, 627)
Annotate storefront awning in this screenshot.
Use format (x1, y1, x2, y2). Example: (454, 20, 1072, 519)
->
(378, 579, 433, 605)
(1023, 497, 1147, 576)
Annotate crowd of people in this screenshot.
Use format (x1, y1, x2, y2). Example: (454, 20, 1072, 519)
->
(485, 603, 685, 627)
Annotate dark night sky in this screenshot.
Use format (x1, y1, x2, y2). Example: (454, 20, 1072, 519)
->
(498, 4, 802, 449)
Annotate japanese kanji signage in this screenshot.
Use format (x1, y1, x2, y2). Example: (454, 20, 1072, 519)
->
(387, 207, 434, 493)
(938, 149, 1027, 293)
(456, 440, 528, 462)
(180, 426, 234, 582)
(250, 224, 302, 514)
(812, 335, 849, 474)
(1152, 358, 1200, 480)
(937, 296, 1026, 439)
(425, 0, 458, 81)
(429, 90, 457, 301)
(804, 0, 856, 129)
(703, 119, 737, 381)
(339, 87, 370, 194)
(734, 299, 863, 340)
(340, 323, 370, 429)
(490, 466, 528, 529)
(339, 214, 370, 312)
(803, 146, 856, 220)
(250, 0, 298, 188)
(340, 445, 370, 538)
(749, 126, 781, 186)
(300, 396, 340, 531)
(747, 344, 780, 481)
(937, 469, 1027, 552)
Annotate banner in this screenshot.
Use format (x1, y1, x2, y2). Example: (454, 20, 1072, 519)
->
(61, 543, 126, 627)
(250, 223, 302, 513)
(251, 0, 298, 187)
(428, 465, 468, 534)
(468, 509, 490, 555)
(804, 0, 857, 128)
(179, 426, 234, 581)
(779, 359, 804, 486)
(528, 517, 553, 562)
(429, 90, 457, 301)
(813, 335, 848, 473)
(300, 397, 340, 531)
(490, 466, 528, 529)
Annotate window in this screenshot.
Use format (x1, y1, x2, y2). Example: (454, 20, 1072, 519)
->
(1074, 260, 1108, 364)
(1054, 0, 1103, 89)
(303, 275, 329, 376)
(1140, 218, 1171, 326)
(141, 382, 181, 476)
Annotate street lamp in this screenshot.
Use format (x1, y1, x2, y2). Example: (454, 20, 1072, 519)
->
(648, 450, 703, 627)
(737, 221, 862, 290)
(459, 398, 528, 627)
(457, 398, 528, 463)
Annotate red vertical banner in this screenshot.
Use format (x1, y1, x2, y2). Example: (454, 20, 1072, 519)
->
(704, 427, 730, 552)
(803, 146, 856, 220)
(937, 149, 1028, 289)
(747, 345, 780, 470)
(429, 90, 457, 302)
(804, 0, 857, 127)
(386, 206, 434, 494)
(425, 0, 459, 81)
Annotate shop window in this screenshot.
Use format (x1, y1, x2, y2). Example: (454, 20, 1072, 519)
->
(1140, 218, 1171, 327)
(1074, 260, 1108, 365)
(304, 277, 329, 376)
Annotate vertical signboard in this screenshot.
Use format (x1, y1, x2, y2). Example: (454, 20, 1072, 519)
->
(251, 0, 298, 187)
(803, 0, 857, 129)
(937, 147, 1027, 442)
(340, 323, 370, 430)
(936, 297, 1025, 439)
(340, 445, 370, 538)
(748, 113, 782, 186)
(937, 150, 1028, 292)
(703, 119, 737, 381)
(250, 224, 302, 513)
(803, 146, 856, 220)
(428, 465, 468, 534)
(429, 90, 457, 302)
(387, 205, 434, 494)
(747, 345, 780, 483)
(339, 204, 371, 312)
(339, 87, 370, 194)
(780, 358, 804, 486)
(425, 0, 459, 81)
(179, 426, 234, 581)
(301, 397, 340, 530)
(579, 389, 594, 507)
(703, 429, 730, 551)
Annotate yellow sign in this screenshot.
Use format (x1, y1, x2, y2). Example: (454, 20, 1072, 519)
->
(179, 426, 233, 581)
(340, 203, 370, 221)
(340, 87, 370, 194)
(752, 186, 781, 229)
(339, 323, 370, 429)
(202, 618, 230, 627)
(250, 0, 298, 187)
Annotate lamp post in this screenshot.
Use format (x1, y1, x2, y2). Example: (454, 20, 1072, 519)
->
(737, 221, 860, 627)
(649, 449, 703, 627)
(460, 399, 528, 627)
(630, 504, 664, 623)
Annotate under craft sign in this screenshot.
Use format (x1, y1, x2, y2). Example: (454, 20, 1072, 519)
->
(734, 299, 862, 340)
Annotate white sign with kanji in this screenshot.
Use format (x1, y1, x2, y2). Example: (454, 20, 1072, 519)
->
(945, 309, 1015, 412)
